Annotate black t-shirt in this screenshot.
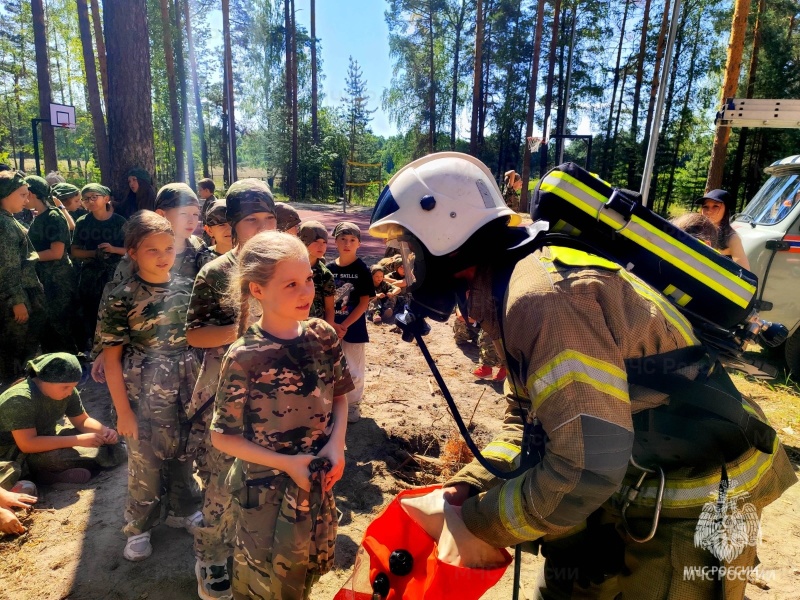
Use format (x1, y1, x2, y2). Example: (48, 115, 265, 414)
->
(28, 208, 72, 266)
(72, 212, 126, 251)
(326, 257, 375, 344)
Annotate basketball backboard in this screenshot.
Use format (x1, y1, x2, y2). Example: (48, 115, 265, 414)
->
(49, 103, 76, 130)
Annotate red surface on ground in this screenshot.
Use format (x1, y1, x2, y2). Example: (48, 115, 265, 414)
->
(294, 204, 387, 260)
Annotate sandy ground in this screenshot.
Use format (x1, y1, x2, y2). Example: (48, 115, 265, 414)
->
(0, 230, 798, 599)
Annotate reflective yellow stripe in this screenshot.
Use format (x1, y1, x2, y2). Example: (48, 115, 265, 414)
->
(528, 350, 629, 412)
(499, 476, 545, 540)
(540, 172, 755, 308)
(483, 441, 521, 464)
(631, 438, 780, 509)
(549, 246, 620, 271)
(621, 271, 699, 346)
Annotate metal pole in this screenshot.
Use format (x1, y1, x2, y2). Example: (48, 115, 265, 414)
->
(640, 0, 682, 207)
(31, 118, 49, 176)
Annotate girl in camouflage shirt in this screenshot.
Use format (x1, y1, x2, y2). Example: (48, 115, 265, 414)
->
(211, 232, 353, 600)
(100, 212, 201, 562)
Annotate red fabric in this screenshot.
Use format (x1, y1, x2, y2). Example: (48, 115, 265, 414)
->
(356, 485, 512, 600)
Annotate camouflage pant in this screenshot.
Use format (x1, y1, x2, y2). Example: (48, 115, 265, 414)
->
(0, 428, 127, 490)
(534, 508, 756, 600)
(504, 190, 521, 213)
(124, 435, 200, 536)
(232, 474, 336, 600)
(478, 330, 503, 368)
(194, 444, 236, 564)
(0, 286, 46, 387)
(36, 261, 79, 355)
(186, 346, 226, 484)
(368, 296, 396, 319)
(453, 318, 478, 344)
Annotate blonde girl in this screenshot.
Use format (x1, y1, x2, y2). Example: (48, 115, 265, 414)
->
(100, 212, 201, 562)
(210, 231, 353, 600)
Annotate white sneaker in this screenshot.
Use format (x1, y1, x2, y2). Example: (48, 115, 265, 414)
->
(164, 510, 203, 535)
(123, 531, 152, 562)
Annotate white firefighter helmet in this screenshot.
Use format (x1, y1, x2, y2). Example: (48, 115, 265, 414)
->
(369, 152, 522, 256)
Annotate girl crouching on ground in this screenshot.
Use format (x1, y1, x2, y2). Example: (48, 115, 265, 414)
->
(101, 212, 201, 562)
(210, 231, 353, 600)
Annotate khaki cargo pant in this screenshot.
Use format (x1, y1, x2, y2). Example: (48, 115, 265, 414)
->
(194, 444, 236, 564)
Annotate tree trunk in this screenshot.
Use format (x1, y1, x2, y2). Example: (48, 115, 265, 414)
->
(291, 0, 299, 199)
(428, 0, 436, 153)
(608, 65, 628, 179)
(520, 0, 547, 212)
(183, 0, 209, 177)
(221, 59, 230, 187)
(640, 0, 670, 172)
(104, 0, 156, 199)
(626, 0, 652, 189)
(479, 2, 492, 150)
(222, 0, 237, 181)
(469, 0, 484, 155)
(450, 0, 467, 151)
(730, 0, 764, 205)
(89, 0, 109, 109)
(705, 0, 750, 192)
(284, 0, 293, 196)
(31, 0, 57, 173)
(175, 0, 195, 188)
(602, 0, 630, 179)
(159, 0, 184, 181)
(310, 0, 318, 145)
(538, 0, 562, 177)
(77, 0, 111, 184)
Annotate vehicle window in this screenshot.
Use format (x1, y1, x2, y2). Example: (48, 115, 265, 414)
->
(739, 174, 800, 225)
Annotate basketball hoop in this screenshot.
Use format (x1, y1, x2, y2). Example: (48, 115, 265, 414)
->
(49, 103, 77, 130)
(527, 137, 543, 153)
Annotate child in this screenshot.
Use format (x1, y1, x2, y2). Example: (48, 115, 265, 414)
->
(0, 353, 123, 489)
(186, 180, 277, 599)
(24, 176, 79, 355)
(203, 198, 233, 257)
(298, 220, 335, 327)
(53, 183, 87, 230)
(326, 222, 375, 423)
(100, 212, 201, 562)
(71, 183, 126, 351)
(368, 264, 400, 324)
(0, 171, 45, 386)
(211, 231, 353, 600)
(198, 178, 217, 246)
(275, 202, 302, 235)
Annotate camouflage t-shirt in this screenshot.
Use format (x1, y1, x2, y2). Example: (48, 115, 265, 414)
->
(310, 259, 335, 320)
(211, 318, 355, 481)
(186, 250, 238, 330)
(0, 210, 41, 310)
(100, 274, 194, 352)
(0, 379, 84, 460)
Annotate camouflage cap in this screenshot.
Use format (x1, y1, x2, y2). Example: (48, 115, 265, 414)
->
(298, 220, 329, 246)
(52, 182, 81, 200)
(127, 167, 152, 185)
(332, 221, 361, 241)
(81, 183, 111, 197)
(24, 175, 52, 205)
(225, 178, 276, 229)
(26, 352, 82, 383)
(154, 182, 200, 211)
(204, 198, 228, 226)
(275, 202, 302, 232)
(0, 170, 27, 201)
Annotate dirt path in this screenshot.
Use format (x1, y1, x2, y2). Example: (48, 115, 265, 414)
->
(0, 202, 798, 599)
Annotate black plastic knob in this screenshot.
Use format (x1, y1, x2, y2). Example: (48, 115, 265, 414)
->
(389, 549, 414, 576)
(372, 572, 390, 597)
(420, 195, 436, 211)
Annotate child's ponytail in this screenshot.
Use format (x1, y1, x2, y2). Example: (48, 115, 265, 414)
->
(227, 231, 310, 338)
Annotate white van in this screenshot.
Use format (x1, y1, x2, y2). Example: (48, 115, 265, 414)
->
(732, 155, 800, 372)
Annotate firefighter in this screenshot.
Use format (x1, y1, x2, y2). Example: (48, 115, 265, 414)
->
(368, 152, 796, 600)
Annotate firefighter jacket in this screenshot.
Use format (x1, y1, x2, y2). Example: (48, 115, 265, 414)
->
(447, 246, 796, 548)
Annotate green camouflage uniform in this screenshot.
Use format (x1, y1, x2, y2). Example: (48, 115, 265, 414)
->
(0, 209, 45, 386)
(72, 212, 126, 350)
(367, 280, 396, 320)
(503, 187, 521, 213)
(90, 235, 213, 359)
(28, 207, 79, 354)
(100, 273, 200, 536)
(477, 328, 502, 368)
(0, 379, 125, 488)
(211, 318, 354, 600)
(185, 250, 239, 563)
(452, 316, 478, 344)
(310, 259, 335, 321)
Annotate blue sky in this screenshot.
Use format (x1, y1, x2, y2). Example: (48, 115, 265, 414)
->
(210, 1, 397, 137)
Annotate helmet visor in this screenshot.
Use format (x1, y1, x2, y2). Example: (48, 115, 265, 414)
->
(398, 235, 426, 293)
(371, 185, 400, 226)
